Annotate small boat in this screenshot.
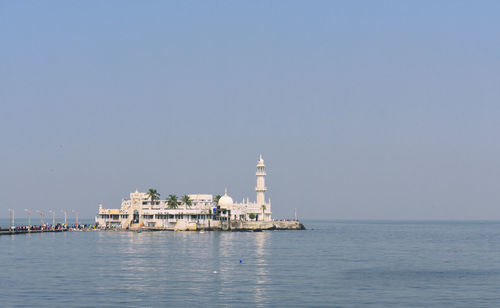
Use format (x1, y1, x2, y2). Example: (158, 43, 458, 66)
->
(136, 229, 142, 233)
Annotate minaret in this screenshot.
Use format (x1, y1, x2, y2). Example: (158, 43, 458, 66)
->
(256, 154, 267, 205)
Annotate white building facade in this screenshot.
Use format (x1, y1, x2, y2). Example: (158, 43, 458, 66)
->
(95, 155, 272, 229)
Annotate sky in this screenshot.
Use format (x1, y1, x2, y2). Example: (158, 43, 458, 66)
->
(1, 1, 500, 220)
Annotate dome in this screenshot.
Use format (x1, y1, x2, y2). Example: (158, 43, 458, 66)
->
(218, 188, 233, 207)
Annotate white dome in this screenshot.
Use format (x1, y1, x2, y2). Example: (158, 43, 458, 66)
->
(218, 189, 233, 207)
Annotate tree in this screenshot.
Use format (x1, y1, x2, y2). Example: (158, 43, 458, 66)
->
(260, 204, 266, 221)
(167, 194, 180, 209)
(249, 213, 256, 220)
(181, 195, 192, 208)
(147, 189, 160, 206)
(214, 194, 222, 205)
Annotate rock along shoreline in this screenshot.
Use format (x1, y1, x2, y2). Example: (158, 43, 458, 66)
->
(136, 220, 306, 232)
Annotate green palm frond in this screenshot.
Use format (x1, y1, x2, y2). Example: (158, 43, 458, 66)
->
(167, 194, 179, 209)
(181, 195, 192, 208)
(147, 189, 160, 205)
(214, 194, 222, 205)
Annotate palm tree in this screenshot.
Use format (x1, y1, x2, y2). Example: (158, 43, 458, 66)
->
(147, 189, 160, 206)
(261, 204, 266, 221)
(181, 195, 192, 208)
(214, 194, 222, 205)
(167, 194, 180, 209)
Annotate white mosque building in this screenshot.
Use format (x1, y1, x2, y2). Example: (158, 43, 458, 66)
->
(95, 155, 272, 229)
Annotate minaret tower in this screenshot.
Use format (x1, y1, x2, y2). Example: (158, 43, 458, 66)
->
(256, 154, 267, 205)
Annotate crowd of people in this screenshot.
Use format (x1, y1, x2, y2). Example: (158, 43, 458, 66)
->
(0, 223, 96, 232)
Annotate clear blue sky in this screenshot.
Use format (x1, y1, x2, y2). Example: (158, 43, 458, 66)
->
(1, 1, 500, 220)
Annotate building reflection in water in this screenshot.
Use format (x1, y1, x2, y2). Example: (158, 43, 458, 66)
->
(253, 232, 271, 306)
(93, 230, 273, 306)
(211, 231, 272, 306)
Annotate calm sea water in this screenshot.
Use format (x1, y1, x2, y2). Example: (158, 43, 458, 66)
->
(2, 220, 500, 307)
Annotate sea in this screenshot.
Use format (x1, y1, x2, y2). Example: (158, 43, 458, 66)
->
(2, 220, 500, 307)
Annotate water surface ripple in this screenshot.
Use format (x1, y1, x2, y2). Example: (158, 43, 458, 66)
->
(2, 220, 500, 307)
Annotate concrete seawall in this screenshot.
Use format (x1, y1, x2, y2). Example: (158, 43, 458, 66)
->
(145, 220, 306, 231)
